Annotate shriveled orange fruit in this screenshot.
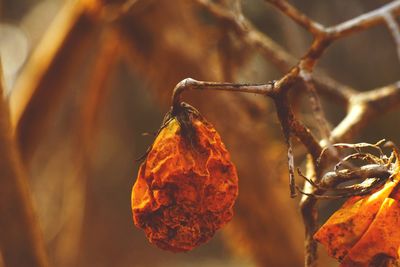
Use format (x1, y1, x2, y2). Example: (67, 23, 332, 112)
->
(131, 104, 238, 252)
(314, 169, 400, 266)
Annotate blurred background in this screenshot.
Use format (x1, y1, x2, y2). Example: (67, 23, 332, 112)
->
(0, 0, 399, 266)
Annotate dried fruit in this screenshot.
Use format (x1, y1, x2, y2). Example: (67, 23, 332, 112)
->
(314, 168, 400, 266)
(131, 103, 238, 252)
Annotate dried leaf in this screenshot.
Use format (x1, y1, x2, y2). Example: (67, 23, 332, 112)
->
(341, 198, 400, 266)
(131, 110, 238, 252)
(315, 171, 400, 266)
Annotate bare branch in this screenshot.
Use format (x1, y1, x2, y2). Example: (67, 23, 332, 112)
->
(312, 74, 355, 104)
(300, 157, 319, 267)
(320, 164, 391, 188)
(196, 0, 294, 71)
(195, 0, 356, 104)
(265, 0, 324, 36)
(171, 78, 275, 108)
(178, 3, 400, 266)
(327, 0, 400, 40)
(382, 12, 400, 62)
(299, 71, 331, 140)
(287, 139, 296, 197)
(171, 73, 323, 201)
(330, 82, 400, 142)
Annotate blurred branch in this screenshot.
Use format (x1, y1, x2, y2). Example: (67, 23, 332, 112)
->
(196, 0, 293, 71)
(0, 62, 48, 267)
(78, 28, 121, 144)
(383, 12, 400, 62)
(264, 0, 324, 36)
(8, 0, 99, 163)
(195, 0, 356, 105)
(266, 0, 400, 40)
(329, 82, 400, 143)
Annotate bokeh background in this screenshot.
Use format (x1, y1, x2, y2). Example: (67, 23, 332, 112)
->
(0, 0, 399, 266)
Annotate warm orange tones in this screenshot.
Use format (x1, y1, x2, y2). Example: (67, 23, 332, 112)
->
(315, 171, 400, 266)
(131, 116, 238, 252)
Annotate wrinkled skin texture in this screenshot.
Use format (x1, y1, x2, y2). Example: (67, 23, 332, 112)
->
(132, 117, 238, 252)
(314, 170, 400, 266)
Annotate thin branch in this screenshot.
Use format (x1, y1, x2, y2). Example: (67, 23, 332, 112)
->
(232, 0, 243, 16)
(287, 139, 296, 197)
(195, 0, 356, 104)
(273, 92, 322, 160)
(319, 164, 391, 188)
(266, 0, 400, 70)
(196, 0, 294, 71)
(171, 74, 323, 200)
(190, 3, 400, 267)
(267, 0, 400, 41)
(299, 70, 331, 140)
(327, 0, 400, 40)
(171, 78, 275, 108)
(100, 0, 140, 22)
(300, 157, 319, 267)
(273, 68, 324, 165)
(265, 0, 325, 36)
(382, 11, 400, 62)
(170, 68, 324, 201)
(171, 67, 324, 162)
(330, 82, 400, 143)
(273, 92, 321, 197)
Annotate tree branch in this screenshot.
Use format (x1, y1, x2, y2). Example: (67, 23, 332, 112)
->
(264, 0, 325, 36)
(327, 0, 400, 40)
(163, 1, 400, 267)
(171, 78, 275, 108)
(330, 82, 400, 143)
(383, 11, 400, 62)
(265, 0, 400, 41)
(195, 0, 356, 104)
